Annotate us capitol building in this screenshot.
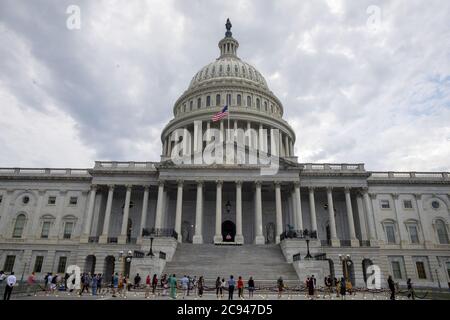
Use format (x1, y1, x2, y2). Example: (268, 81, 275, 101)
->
(1, 21, 449, 289)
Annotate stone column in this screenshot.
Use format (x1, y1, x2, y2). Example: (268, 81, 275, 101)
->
(326, 187, 340, 247)
(81, 185, 97, 243)
(138, 185, 150, 240)
(414, 194, 432, 248)
(275, 182, 283, 244)
(285, 135, 290, 157)
(174, 181, 183, 243)
(206, 121, 211, 142)
(254, 181, 265, 244)
(308, 187, 318, 233)
(344, 187, 359, 246)
(167, 133, 173, 157)
(356, 193, 368, 240)
(294, 182, 303, 231)
(363, 188, 377, 243)
(154, 181, 165, 229)
(99, 185, 114, 244)
(220, 120, 224, 142)
(290, 140, 294, 156)
(214, 180, 223, 243)
(235, 181, 244, 244)
(193, 181, 204, 244)
(247, 121, 252, 149)
(119, 185, 132, 244)
(259, 124, 264, 152)
(392, 193, 406, 245)
(291, 190, 297, 229)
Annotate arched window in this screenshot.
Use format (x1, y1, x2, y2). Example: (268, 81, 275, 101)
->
(197, 98, 201, 109)
(256, 98, 261, 110)
(206, 96, 211, 107)
(183, 103, 186, 113)
(436, 219, 449, 244)
(189, 101, 193, 111)
(247, 96, 252, 107)
(237, 94, 242, 106)
(13, 214, 26, 238)
(264, 101, 268, 111)
(216, 94, 221, 106)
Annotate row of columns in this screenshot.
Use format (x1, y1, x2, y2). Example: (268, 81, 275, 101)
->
(163, 120, 295, 158)
(82, 182, 377, 247)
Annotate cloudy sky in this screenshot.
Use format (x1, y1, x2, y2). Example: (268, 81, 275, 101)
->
(0, 0, 449, 171)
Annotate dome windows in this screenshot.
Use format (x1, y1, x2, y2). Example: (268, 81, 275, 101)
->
(190, 101, 193, 111)
(264, 101, 268, 111)
(206, 96, 211, 107)
(256, 98, 261, 110)
(237, 94, 242, 106)
(216, 94, 221, 106)
(247, 96, 252, 107)
(197, 98, 201, 109)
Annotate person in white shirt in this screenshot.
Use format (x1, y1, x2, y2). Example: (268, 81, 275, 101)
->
(3, 272, 17, 300)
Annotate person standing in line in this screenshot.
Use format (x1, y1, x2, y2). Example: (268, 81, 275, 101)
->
(145, 274, 151, 298)
(340, 277, 347, 300)
(335, 278, 340, 298)
(308, 276, 315, 299)
(407, 278, 415, 300)
(228, 275, 236, 300)
(191, 276, 197, 297)
(221, 278, 226, 298)
(3, 272, 17, 300)
(248, 277, 255, 299)
(151, 274, 158, 296)
(237, 276, 244, 299)
(169, 274, 177, 299)
(311, 275, 317, 297)
(97, 274, 103, 295)
(277, 276, 284, 299)
(134, 273, 141, 289)
(198, 276, 204, 298)
(26, 272, 36, 296)
(387, 275, 396, 300)
(91, 274, 98, 296)
(181, 275, 189, 299)
(161, 274, 168, 296)
(215, 277, 221, 299)
(111, 273, 119, 298)
(186, 276, 191, 296)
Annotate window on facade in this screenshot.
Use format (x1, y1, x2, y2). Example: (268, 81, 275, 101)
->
(216, 94, 221, 106)
(197, 98, 201, 109)
(48, 196, 56, 205)
(380, 200, 390, 209)
(206, 96, 211, 107)
(57, 257, 67, 273)
(69, 197, 78, 206)
(416, 261, 427, 279)
(385, 224, 396, 244)
(33, 256, 44, 273)
(41, 221, 51, 239)
(436, 220, 449, 244)
(391, 261, 402, 279)
(0, 195, 2, 204)
(183, 104, 186, 112)
(264, 101, 268, 111)
(13, 214, 26, 238)
(256, 98, 260, 110)
(189, 101, 193, 111)
(63, 222, 74, 239)
(247, 96, 251, 107)
(3, 255, 15, 273)
(403, 200, 413, 209)
(237, 94, 241, 106)
(22, 196, 30, 204)
(408, 225, 420, 244)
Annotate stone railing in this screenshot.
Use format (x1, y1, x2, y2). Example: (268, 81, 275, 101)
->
(0, 167, 90, 177)
(94, 161, 157, 171)
(369, 172, 449, 180)
(302, 163, 366, 171)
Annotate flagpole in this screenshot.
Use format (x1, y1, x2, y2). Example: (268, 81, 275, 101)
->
(227, 95, 230, 142)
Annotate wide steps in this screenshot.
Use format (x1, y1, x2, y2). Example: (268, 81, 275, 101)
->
(163, 244, 299, 281)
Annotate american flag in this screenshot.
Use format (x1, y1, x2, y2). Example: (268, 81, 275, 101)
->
(212, 105, 228, 122)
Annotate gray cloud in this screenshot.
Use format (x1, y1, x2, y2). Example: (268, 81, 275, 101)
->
(0, 0, 449, 171)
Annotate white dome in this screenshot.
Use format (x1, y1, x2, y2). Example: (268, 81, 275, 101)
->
(188, 57, 269, 91)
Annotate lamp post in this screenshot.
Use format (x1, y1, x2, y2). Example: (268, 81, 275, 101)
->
(339, 254, 352, 285)
(303, 230, 313, 259)
(147, 236, 155, 257)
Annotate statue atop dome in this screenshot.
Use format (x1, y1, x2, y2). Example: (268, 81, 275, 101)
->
(225, 18, 232, 37)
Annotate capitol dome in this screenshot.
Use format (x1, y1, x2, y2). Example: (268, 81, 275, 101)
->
(161, 19, 297, 163)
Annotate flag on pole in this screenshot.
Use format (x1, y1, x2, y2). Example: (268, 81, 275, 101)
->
(212, 105, 228, 122)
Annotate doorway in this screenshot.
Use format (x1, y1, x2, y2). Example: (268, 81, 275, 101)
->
(222, 220, 236, 242)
